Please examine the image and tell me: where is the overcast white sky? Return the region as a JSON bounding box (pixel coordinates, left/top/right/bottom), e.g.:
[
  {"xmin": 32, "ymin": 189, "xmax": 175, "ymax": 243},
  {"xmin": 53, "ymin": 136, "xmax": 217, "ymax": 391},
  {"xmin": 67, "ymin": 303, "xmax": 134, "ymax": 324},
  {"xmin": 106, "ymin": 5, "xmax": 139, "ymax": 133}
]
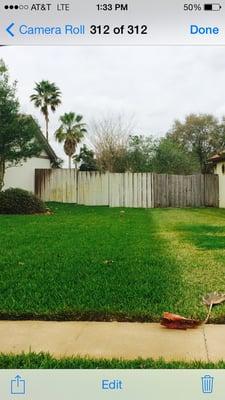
[{"xmin": 1, "ymin": 46, "xmax": 225, "ymax": 165}]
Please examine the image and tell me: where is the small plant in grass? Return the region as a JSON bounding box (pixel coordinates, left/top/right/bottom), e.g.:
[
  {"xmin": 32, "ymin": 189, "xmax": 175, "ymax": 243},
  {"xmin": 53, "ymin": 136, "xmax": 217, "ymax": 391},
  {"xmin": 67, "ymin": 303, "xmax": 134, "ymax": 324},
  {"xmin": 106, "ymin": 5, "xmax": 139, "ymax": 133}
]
[
  {"xmin": 0, "ymin": 188, "xmax": 46, "ymax": 215},
  {"xmin": 203, "ymin": 292, "xmax": 225, "ymax": 323}
]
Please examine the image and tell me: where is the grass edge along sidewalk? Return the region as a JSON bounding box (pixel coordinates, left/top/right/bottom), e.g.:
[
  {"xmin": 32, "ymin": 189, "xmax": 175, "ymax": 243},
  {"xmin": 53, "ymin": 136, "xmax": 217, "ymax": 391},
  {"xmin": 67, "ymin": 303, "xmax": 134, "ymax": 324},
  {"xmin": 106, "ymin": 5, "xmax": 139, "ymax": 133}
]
[{"xmin": 1, "ymin": 352, "xmax": 225, "ymax": 369}]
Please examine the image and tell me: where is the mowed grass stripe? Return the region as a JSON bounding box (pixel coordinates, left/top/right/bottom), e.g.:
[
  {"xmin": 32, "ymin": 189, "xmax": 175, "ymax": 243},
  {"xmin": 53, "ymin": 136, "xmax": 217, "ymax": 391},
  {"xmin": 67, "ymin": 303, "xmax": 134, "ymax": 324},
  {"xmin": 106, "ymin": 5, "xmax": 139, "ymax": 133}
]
[
  {"xmin": 151, "ymin": 208, "xmax": 225, "ymax": 321},
  {"xmin": 0, "ymin": 204, "xmax": 185, "ymax": 321}
]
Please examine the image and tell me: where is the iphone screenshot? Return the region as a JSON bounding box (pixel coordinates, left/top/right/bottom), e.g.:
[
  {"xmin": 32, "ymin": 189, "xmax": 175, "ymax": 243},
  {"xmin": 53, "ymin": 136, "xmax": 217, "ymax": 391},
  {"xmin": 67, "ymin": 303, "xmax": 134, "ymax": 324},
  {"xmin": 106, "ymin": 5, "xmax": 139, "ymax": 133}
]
[{"xmin": 0, "ymin": 0, "xmax": 225, "ymax": 398}]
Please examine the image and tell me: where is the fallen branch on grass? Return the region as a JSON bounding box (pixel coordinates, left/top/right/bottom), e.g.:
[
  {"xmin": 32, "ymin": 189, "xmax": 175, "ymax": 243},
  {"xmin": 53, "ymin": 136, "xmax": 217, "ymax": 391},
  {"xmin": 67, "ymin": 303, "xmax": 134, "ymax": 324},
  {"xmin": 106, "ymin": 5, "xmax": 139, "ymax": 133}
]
[{"xmin": 161, "ymin": 312, "xmax": 201, "ymax": 330}]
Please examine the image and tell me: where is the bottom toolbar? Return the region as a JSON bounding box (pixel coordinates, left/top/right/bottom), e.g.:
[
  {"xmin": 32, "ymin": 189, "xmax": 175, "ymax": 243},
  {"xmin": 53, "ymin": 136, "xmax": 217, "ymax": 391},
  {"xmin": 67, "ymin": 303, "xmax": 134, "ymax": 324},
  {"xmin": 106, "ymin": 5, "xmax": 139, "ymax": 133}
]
[{"xmin": 0, "ymin": 370, "xmax": 223, "ymax": 399}]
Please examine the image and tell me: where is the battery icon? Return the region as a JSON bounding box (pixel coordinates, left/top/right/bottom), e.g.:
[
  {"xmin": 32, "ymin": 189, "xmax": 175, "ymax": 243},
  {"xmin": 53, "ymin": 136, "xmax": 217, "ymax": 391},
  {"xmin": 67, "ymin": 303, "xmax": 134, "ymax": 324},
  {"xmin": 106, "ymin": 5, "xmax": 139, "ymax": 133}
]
[{"xmin": 204, "ymin": 3, "xmax": 222, "ymax": 10}]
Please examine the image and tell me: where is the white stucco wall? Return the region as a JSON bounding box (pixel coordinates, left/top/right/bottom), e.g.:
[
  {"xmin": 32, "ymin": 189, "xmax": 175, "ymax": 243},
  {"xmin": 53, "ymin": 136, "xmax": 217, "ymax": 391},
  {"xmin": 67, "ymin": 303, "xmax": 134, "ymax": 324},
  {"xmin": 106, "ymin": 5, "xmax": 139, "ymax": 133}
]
[
  {"xmin": 3, "ymin": 152, "xmax": 51, "ymax": 193},
  {"xmin": 214, "ymin": 161, "xmax": 225, "ymax": 208}
]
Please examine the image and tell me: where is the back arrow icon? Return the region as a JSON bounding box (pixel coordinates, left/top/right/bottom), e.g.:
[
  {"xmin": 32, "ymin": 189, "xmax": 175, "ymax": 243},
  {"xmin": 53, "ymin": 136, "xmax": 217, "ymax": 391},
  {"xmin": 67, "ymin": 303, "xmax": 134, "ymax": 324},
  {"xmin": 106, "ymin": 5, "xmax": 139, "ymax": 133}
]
[{"xmin": 6, "ymin": 23, "xmax": 15, "ymax": 37}]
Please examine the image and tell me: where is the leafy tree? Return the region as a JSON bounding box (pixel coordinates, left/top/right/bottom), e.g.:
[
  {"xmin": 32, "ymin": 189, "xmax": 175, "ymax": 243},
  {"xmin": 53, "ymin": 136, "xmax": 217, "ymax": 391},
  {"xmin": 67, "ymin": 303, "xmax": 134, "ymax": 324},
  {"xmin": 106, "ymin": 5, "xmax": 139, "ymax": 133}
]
[
  {"xmin": 167, "ymin": 114, "xmax": 224, "ymax": 173},
  {"xmin": 127, "ymin": 135, "xmax": 156, "ymax": 172},
  {"xmin": 100, "ymin": 148, "xmax": 128, "ymax": 173},
  {"xmin": 152, "ymin": 138, "xmax": 200, "ymax": 175},
  {"xmin": 30, "ymin": 80, "xmax": 61, "ymax": 141},
  {"xmin": 55, "ymin": 112, "xmax": 87, "ymax": 169},
  {"xmin": 0, "ymin": 60, "xmax": 41, "ymax": 191},
  {"xmin": 74, "ymin": 144, "xmax": 98, "ymax": 171}
]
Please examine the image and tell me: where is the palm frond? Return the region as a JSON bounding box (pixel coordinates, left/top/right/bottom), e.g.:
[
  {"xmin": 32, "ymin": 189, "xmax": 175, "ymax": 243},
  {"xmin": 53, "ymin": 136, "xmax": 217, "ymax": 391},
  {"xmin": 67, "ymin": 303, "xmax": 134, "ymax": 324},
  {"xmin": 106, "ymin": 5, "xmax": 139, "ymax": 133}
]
[
  {"xmin": 55, "ymin": 127, "xmax": 66, "ymax": 143},
  {"xmin": 55, "ymin": 112, "xmax": 87, "ymax": 160},
  {"xmin": 30, "ymin": 80, "xmax": 61, "ymax": 117}
]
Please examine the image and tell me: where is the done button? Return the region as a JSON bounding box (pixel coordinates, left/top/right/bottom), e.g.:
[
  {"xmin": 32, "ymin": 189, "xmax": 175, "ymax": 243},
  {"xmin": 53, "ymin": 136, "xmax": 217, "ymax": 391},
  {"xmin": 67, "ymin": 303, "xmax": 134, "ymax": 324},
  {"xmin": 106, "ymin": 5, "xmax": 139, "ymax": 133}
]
[{"xmin": 190, "ymin": 25, "xmax": 220, "ymax": 35}]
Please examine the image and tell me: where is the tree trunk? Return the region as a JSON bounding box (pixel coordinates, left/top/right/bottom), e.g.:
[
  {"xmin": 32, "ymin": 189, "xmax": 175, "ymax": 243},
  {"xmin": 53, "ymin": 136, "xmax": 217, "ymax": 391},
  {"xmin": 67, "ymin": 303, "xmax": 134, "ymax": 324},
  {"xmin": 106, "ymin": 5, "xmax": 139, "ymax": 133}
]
[
  {"xmin": 0, "ymin": 158, "xmax": 5, "ymax": 191},
  {"xmin": 45, "ymin": 112, "xmax": 49, "ymax": 142},
  {"xmin": 68, "ymin": 156, "xmax": 71, "ymax": 169}
]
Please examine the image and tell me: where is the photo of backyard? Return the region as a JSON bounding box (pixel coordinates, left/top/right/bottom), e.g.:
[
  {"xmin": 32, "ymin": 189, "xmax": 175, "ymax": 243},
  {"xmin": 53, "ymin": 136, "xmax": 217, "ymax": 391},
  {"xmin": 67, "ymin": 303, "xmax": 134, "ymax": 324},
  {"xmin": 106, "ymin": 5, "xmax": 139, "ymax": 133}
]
[{"xmin": 2, "ymin": 46, "xmax": 225, "ymax": 368}]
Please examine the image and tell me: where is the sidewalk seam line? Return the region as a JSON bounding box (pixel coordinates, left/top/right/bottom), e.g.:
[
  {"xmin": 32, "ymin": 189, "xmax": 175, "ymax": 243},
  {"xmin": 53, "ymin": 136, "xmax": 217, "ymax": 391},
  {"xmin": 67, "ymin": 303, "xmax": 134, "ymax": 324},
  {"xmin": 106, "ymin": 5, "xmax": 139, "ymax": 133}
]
[
  {"xmin": 203, "ymin": 326, "xmax": 210, "ymax": 362},
  {"xmin": 73, "ymin": 325, "xmax": 89, "ymax": 342}
]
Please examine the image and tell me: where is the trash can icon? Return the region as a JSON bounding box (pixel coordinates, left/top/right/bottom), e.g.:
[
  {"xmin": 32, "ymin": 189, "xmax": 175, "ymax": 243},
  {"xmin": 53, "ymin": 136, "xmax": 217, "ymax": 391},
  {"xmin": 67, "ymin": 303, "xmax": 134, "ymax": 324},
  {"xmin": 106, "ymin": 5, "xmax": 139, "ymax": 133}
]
[{"xmin": 201, "ymin": 375, "xmax": 214, "ymax": 394}]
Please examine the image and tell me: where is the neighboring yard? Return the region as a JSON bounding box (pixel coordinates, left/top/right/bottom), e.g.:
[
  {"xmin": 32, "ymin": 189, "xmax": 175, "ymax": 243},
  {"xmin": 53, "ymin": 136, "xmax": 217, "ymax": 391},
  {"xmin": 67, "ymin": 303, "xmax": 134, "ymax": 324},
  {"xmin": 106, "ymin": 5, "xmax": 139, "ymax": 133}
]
[{"xmin": 1, "ymin": 204, "xmax": 225, "ymax": 322}]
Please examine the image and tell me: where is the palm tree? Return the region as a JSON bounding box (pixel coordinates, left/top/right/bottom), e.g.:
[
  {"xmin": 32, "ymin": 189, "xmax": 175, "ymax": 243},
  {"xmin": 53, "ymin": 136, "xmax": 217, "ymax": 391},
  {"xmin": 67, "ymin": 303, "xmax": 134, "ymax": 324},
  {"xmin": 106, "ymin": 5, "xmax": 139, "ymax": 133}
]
[
  {"xmin": 55, "ymin": 112, "xmax": 87, "ymax": 169},
  {"xmin": 30, "ymin": 80, "xmax": 61, "ymax": 141}
]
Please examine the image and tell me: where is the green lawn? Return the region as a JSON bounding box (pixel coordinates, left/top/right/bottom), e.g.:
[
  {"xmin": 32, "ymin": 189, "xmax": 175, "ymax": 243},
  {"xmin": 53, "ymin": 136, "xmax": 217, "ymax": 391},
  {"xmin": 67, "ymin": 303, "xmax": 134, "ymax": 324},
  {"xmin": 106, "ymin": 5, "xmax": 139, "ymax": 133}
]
[
  {"xmin": 1, "ymin": 353, "xmax": 225, "ymax": 369},
  {"xmin": 1, "ymin": 204, "xmax": 225, "ymax": 322}
]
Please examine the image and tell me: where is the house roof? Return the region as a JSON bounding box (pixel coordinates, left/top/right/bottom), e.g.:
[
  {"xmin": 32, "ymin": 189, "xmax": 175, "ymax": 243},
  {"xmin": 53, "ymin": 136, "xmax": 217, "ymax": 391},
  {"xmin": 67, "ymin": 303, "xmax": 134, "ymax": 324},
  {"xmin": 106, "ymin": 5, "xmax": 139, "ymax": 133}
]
[
  {"xmin": 18, "ymin": 114, "xmax": 59, "ymax": 165},
  {"xmin": 208, "ymin": 151, "xmax": 225, "ymax": 163},
  {"xmin": 35, "ymin": 128, "xmax": 59, "ymax": 164}
]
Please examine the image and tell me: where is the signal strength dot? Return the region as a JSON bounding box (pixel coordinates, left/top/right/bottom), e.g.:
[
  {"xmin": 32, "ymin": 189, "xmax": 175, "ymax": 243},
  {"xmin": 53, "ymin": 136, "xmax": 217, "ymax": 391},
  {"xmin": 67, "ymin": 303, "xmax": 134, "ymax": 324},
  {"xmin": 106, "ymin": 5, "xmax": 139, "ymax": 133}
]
[{"xmin": 4, "ymin": 4, "xmax": 19, "ymax": 9}]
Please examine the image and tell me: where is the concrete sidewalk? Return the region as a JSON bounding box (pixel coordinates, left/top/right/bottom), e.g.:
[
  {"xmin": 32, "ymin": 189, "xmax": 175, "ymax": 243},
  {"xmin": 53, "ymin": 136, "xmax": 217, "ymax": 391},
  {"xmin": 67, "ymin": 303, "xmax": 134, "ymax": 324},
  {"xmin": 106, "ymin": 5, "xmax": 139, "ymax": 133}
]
[{"xmin": 0, "ymin": 321, "xmax": 224, "ymax": 362}]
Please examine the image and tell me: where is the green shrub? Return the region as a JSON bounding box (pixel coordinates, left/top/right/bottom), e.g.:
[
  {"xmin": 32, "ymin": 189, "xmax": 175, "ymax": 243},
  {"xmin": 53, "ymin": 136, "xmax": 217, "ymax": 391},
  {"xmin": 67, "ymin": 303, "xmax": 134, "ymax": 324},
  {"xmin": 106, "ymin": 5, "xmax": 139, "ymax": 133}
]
[{"xmin": 0, "ymin": 188, "xmax": 46, "ymax": 215}]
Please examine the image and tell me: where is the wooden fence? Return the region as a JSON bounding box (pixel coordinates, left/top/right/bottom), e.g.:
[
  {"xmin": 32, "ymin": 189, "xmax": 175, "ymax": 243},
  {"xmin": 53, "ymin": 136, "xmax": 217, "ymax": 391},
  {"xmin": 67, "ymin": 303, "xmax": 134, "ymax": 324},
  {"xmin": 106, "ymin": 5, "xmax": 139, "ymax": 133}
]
[
  {"xmin": 153, "ymin": 173, "xmax": 218, "ymax": 208},
  {"xmin": 35, "ymin": 170, "xmax": 219, "ymax": 208}
]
